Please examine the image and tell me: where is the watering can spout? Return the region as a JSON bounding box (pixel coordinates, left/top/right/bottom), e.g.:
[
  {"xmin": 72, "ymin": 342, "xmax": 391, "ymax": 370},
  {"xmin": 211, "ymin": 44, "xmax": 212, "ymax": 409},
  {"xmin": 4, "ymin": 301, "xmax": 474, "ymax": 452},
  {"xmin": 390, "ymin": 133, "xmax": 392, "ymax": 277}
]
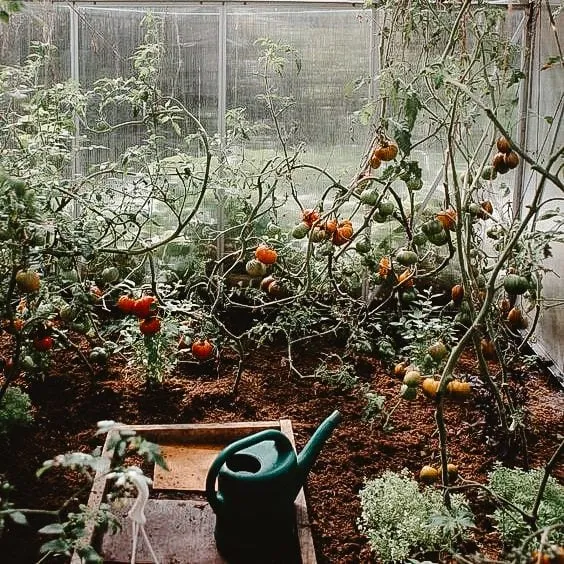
[{"xmin": 296, "ymin": 410, "xmax": 341, "ymax": 483}]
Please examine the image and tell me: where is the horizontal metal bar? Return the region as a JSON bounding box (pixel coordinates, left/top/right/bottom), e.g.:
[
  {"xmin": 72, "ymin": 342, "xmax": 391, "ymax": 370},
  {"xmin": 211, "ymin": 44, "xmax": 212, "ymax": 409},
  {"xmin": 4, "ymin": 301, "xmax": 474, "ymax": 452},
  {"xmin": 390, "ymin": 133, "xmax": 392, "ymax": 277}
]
[
  {"xmin": 48, "ymin": 0, "xmax": 534, "ymax": 5},
  {"xmin": 50, "ymin": 0, "xmax": 365, "ymax": 5}
]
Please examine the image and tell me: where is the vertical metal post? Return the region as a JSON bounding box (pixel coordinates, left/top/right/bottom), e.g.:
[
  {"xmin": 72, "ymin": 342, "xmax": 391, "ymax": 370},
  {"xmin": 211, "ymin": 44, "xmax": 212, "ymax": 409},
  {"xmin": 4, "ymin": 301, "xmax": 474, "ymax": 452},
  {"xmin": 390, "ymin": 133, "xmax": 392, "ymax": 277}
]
[
  {"xmin": 218, "ymin": 3, "xmax": 227, "ymax": 148},
  {"xmin": 216, "ymin": 3, "xmax": 228, "ymax": 262},
  {"xmin": 361, "ymin": 5, "xmax": 379, "ymax": 302},
  {"xmin": 70, "ymin": 2, "xmax": 81, "ymax": 217},
  {"xmin": 512, "ymin": 1, "xmax": 539, "ymax": 220},
  {"xmin": 368, "ymin": 6, "xmax": 379, "ymax": 102}
]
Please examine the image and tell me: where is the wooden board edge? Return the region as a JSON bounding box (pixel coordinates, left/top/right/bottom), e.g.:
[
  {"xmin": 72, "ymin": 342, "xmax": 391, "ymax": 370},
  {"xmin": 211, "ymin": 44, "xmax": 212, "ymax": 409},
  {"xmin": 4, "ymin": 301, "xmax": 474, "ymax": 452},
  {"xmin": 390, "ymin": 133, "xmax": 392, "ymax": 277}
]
[
  {"xmin": 70, "ymin": 428, "xmax": 117, "ymax": 564},
  {"xmin": 107, "ymin": 421, "xmax": 283, "ymax": 445},
  {"xmin": 280, "ymin": 419, "xmax": 318, "ymax": 564}
]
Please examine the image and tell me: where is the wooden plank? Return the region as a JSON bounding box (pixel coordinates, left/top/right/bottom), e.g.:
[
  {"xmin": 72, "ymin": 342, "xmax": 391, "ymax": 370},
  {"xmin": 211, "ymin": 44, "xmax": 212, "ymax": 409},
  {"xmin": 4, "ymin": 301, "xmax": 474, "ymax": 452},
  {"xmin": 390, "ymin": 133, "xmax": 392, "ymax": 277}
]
[
  {"xmin": 154, "ymin": 443, "xmax": 224, "ymax": 491},
  {"xmin": 280, "ymin": 419, "xmax": 317, "ymax": 564},
  {"xmin": 102, "ymin": 499, "xmax": 226, "ymax": 564},
  {"xmin": 70, "ymin": 429, "xmax": 116, "ymax": 564},
  {"xmin": 111, "ymin": 421, "xmax": 281, "ymax": 445}
]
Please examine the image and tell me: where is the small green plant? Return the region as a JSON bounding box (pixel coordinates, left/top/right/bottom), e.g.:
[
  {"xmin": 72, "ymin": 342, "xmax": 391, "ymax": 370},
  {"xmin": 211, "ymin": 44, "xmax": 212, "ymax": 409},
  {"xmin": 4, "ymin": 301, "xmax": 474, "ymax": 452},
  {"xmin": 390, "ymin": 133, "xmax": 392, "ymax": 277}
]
[
  {"xmin": 38, "ymin": 503, "xmax": 119, "ymax": 564},
  {"xmin": 314, "ymin": 354, "xmax": 358, "ymax": 391},
  {"xmin": 390, "ymin": 288, "xmax": 454, "ymax": 370},
  {"xmin": 30, "ymin": 421, "xmax": 168, "ymax": 562},
  {"xmin": 488, "ymin": 463, "xmax": 564, "ymax": 548},
  {"xmin": 0, "ymin": 386, "xmax": 33, "ymax": 437},
  {"xmin": 358, "ymin": 469, "xmax": 473, "ymax": 563},
  {"xmin": 361, "ymin": 388, "xmax": 386, "ymax": 424},
  {"xmin": 117, "ymin": 314, "xmax": 179, "ymax": 384},
  {"xmin": 0, "ymin": 478, "xmax": 25, "ymax": 538}
]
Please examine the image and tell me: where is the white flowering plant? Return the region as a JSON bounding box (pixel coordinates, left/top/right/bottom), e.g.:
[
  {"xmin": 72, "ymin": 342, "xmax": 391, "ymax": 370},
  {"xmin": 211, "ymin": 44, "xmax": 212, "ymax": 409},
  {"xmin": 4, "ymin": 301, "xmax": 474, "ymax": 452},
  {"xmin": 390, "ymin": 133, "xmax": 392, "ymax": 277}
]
[{"xmin": 358, "ymin": 469, "xmax": 474, "ymax": 563}]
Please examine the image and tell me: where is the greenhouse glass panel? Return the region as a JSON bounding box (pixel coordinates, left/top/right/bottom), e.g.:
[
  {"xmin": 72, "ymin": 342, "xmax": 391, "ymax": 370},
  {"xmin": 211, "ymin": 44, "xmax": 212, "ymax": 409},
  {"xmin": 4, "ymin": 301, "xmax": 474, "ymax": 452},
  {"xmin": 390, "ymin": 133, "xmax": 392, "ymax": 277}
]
[
  {"xmin": 76, "ymin": 4, "xmax": 220, "ymax": 167},
  {"xmin": 0, "ymin": 3, "xmax": 70, "ymax": 79},
  {"xmin": 225, "ymin": 3, "xmax": 373, "ymax": 227},
  {"xmin": 521, "ymin": 4, "xmax": 564, "ymax": 374},
  {"xmin": 71, "ymin": 4, "xmax": 222, "ymax": 240}
]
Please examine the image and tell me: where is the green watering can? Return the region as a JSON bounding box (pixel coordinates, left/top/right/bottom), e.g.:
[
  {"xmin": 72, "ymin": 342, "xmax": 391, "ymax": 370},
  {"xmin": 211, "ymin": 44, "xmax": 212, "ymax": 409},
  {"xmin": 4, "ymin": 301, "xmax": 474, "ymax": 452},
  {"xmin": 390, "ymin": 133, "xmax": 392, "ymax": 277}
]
[{"xmin": 205, "ymin": 410, "xmax": 341, "ymax": 562}]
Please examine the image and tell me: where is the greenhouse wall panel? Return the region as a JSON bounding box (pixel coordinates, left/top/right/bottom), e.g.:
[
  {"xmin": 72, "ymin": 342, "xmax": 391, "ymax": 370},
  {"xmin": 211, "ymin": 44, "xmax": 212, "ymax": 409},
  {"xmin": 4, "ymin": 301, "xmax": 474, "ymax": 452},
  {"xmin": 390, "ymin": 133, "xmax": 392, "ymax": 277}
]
[{"xmin": 521, "ymin": 5, "xmax": 564, "ymax": 375}]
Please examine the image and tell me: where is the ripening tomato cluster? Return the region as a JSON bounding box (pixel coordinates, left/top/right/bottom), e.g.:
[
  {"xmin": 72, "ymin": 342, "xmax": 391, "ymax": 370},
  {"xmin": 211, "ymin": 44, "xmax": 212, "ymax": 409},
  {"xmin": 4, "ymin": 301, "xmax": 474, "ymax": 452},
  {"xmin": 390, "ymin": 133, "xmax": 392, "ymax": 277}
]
[
  {"xmin": 117, "ymin": 295, "xmax": 161, "ymax": 335},
  {"xmin": 245, "ymin": 244, "xmax": 279, "ymax": 277},
  {"xmin": 291, "ymin": 209, "xmax": 354, "ymax": 247}
]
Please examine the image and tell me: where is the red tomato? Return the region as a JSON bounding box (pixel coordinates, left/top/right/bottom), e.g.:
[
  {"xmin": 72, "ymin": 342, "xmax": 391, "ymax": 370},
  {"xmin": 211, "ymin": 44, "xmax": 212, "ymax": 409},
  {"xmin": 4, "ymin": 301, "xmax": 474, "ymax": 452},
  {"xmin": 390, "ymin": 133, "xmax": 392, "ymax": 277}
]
[
  {"xmin": 33, "ymin": 336, "xmax": 54, "ymax": 352},
  {"xmin": 117, "ymin": 295, "xmax": 136, "ymax": 314},
  {"xmin": 139, "ymin": 317, "xmax": 161, "ymax": 335},
  {"xmin": 133, "ymin": 296, "xmax": 157, "ymax": 319},
  {"xmin": 191, "ymin": 339, "xmax": 214, "ymax": 361}
]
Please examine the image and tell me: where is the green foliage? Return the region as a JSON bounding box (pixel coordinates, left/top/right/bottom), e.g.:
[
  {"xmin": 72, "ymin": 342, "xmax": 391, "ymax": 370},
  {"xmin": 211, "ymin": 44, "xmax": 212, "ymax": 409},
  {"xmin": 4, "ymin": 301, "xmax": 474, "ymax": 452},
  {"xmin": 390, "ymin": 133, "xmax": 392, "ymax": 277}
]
[
  {"xmin": 0, "ymin": 478, "xmax": 27, "ymax": 536},
  {"xmin": 249, "ymin": 300, "xmax": 332, "ymax": 345},
  {"xmin": 389, "ymin": 288, "xmax": 454, "ymax": 369},
  {"xmin": 255, "ymin": 37, "xmax": 302, "ymax": 76},
  {"xmin": 362, "ymin": 388, "xmax": 386, "ymax": 423},
  {"xmin": 35, "ymin": 422, "xmax": 167, "ymax": 561},
  {"xmin": 0, "ymin": 1, "xmax": 23, "ymax": 24},
  {"xmin": 314, "ymin": 354, "xmax": 358, "ymax": 391},
  {"xmin": 488, "ymin": 463, "xmax": 564, "ymax": 548},
  {"xmin": 358, "ymin": 469, "xmax": 474, "ymax": 563},
  {"xmin": 38, "ymin": 504, "xmax": 119, "ymax": 563},
  {"xmin": 0, "ymin": 387, "xmax": 33, "ymax": 437}
]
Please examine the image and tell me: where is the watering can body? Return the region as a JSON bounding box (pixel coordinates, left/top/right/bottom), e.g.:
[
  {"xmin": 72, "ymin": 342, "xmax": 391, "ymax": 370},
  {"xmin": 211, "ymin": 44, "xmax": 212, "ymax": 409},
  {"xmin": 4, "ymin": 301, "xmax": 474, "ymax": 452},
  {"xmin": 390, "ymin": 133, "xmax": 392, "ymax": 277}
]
[{"xmin": 205, "ymin": 410, "xmax": 341, "ymax": 562}]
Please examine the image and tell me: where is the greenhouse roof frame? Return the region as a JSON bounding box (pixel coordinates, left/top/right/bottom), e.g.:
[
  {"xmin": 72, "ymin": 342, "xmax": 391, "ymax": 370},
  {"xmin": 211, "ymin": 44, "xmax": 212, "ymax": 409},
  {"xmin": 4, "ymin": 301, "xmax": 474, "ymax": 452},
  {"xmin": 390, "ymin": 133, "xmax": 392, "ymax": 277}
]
[{"xmin": 49, "ymin": 0, "xmax": 535, "ymax": 6}]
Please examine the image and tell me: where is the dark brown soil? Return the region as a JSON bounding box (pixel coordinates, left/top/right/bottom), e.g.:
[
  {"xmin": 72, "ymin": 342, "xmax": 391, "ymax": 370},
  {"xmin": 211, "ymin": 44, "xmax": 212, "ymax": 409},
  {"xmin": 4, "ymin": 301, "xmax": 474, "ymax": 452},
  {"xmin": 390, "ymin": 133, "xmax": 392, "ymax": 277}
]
[{"xmin": 0, "ymin": 335, "xmax": 562, "ymax": 563}]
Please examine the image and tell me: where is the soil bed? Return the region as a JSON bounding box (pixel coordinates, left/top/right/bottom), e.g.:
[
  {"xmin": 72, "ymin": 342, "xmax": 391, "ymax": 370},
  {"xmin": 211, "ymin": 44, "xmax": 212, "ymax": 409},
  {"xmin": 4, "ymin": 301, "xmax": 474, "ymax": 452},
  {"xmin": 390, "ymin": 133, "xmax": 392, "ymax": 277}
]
[{"xmin": 0, "ymin": 336, "xmax": 562, "ymax": 563}]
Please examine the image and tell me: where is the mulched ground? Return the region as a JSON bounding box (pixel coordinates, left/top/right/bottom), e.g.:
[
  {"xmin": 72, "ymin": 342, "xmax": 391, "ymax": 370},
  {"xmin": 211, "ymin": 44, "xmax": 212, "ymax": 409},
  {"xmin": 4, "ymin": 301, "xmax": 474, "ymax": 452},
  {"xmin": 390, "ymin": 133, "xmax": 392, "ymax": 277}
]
[{"xmin": 0, "ymin": 334, "xmax": 562, "ymax": 563}]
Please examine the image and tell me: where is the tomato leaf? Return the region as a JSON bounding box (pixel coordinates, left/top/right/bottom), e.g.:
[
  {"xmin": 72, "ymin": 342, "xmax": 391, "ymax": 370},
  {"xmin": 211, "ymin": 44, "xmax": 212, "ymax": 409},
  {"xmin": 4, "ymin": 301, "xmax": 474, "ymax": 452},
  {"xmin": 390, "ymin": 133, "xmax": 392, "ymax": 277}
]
[{"xmin": 38, "ymin": 523, "xmax": 65, "ymax": 535}]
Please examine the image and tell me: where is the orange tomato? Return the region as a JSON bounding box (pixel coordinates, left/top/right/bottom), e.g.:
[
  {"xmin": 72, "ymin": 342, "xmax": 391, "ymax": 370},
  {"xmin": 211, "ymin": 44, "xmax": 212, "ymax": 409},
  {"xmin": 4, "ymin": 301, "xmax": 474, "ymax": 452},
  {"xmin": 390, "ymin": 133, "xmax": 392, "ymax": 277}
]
[
  {"xmin": 133, "ymin": 296, "xmax": 157, "ymax": 319},
  {"xmin": 192, "ymin": 338, "xmax": 215, "ymax": 361},
  {"xmin": 255, "ymin": 244, "xmax": 278, "ymax": 265}
]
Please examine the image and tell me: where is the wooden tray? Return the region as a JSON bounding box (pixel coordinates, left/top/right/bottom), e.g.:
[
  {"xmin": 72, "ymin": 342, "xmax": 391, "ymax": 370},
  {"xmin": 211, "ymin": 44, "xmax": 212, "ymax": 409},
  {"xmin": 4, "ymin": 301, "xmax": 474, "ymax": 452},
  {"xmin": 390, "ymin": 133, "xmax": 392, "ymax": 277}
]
[{"xmin": 71, "ymin": 420, "xmax": 316, "ymax": 564}]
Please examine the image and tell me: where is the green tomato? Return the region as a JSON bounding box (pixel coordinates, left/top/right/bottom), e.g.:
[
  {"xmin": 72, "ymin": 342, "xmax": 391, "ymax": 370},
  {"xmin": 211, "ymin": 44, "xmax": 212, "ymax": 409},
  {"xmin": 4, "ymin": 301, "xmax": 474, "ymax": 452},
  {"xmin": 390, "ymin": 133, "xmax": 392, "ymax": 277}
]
[
  {"xmin": 266, "ymin": 222, "xmax": 282, "ymax": 236},
  {"xmin": 360, "ymin": 188, "xmax": 379, "ymax": 206},
  {"xmin": 378, "ymin": 200, "xmax": 395, "ymax": 216},
  {"xmin": 401, "ymin": 288, "xmax": 419, "ymax": 304},
  {"xmin": 400, "ymin": 384, "xmax": 417, "ymax": 400},
  {"xmin": 101, "ymin": 267, "xmax": 120, "ymax": 284},
  {"xmin": 292, "ymin": 222, "xmax": 310, "ymax": 239},
  {"xmin": 245, "ymin": 259, "xmax": 267, "ymax": 277},
  {"xmin": 89, "ymin": 347, "xmax": 109, "ymax": 365},
  {"xmin": 481, "ymin": 166, "xmax": 498, "ymax": 180},
  {"xmin": 21, "ymin": 356, "xmax": 36, "ymax": 370},
  {"xmin": 421, "ymin": 219, "xmax": 444, "ymax": 236},
  {"xmin": 406, "ymin": 177, "xmax": 423, "ymax": 191},
  {"xmin": 355, "ymin": 238, "xmax": 372, "ymax": 254},
  {"xmin": 396, "ymin": 249, "xmax": 419, "ymax": 266},
  {"xmin": 427, "ymin": 230, "xmax": 448, "ymax": 246}
]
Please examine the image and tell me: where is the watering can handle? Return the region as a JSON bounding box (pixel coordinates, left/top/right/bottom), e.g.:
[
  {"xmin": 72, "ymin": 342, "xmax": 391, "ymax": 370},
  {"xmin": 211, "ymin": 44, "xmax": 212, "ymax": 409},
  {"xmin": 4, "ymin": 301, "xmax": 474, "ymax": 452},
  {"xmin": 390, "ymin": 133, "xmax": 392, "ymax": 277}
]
[{"xmin": 205, "ymin": 429, "xmax": 292, "ymax": 513}]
